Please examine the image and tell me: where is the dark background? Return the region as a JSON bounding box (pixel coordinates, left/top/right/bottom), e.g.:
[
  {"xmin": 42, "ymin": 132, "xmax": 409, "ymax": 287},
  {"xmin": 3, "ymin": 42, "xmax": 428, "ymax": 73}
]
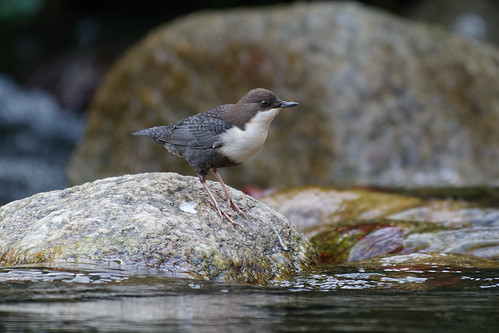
[{"xmin": 1, "ymin": 0, "xmax": 498, "ymax": 113}]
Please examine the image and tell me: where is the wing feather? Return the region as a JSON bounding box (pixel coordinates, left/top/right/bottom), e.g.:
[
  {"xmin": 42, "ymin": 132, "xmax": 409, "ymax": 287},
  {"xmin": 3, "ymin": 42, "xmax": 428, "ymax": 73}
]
[{"xmin": 158, "ymin": 105, "xmax": 230, "ymax": 149}]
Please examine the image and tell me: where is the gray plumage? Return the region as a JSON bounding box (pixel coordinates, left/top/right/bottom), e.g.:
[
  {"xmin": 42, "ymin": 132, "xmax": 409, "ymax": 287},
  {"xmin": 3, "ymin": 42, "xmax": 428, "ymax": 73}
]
[{"xmin": 133, "ymin": 105, "xmax": 235, "ymax": 176}]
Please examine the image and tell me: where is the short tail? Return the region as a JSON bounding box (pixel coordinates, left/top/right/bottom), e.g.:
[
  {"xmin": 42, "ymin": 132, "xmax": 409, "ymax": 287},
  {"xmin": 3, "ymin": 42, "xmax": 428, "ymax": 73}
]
[
  {"xmin": 132, "ymin": 126, "xmax": 171, "ymax": 142},
  {"xmin": 132, "ymin": 128, "xmax": 150, "ymax": 136}
]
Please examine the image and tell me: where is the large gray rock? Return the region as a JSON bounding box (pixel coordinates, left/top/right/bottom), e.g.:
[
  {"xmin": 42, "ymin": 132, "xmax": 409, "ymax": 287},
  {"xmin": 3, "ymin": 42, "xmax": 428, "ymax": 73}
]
[
  {"xmin": 0, "ymin": 173, "xmax": 319, "ymax": 284},
  {"xmin": 69, "ymin": 2, "xmax": 499, "ymax": 188}
]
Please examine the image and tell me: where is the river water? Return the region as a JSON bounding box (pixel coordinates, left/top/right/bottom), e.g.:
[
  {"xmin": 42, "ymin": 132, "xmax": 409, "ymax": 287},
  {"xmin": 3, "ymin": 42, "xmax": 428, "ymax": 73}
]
[{"xmin": 1, "ymin": 263, "xmax": 497, "ymax": 332}]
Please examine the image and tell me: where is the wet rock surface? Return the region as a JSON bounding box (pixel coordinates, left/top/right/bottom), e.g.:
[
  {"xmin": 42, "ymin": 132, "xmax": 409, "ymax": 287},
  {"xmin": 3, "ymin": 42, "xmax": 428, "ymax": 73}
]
[
  {"xmin": 310, "ymin": 218, "xmax": 499, "ymax": 265},
  {"xmin": 283, "ymin": 252, "xmax": 499, "ymax": 291},
  {"xmin": 262, "ymin": 187, "xmax": 423, "ymax": 232},
  {"xmin": 0, "ymin": 172, "xmax": 319, "ymax": 284},
  {"xmin": 263, "ymin": 186, "xmax": 499, "ymax": 265},
  {"xmin": 68, "ymin": 2, "xmax": 499, "ymax": 188}
]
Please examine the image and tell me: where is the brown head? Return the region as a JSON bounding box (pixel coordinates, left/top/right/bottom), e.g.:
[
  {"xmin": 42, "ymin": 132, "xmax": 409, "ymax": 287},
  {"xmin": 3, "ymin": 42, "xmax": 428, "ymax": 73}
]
[{"xmin": 223, "ymin": 88, "xmax": 299, "ymax": 129}]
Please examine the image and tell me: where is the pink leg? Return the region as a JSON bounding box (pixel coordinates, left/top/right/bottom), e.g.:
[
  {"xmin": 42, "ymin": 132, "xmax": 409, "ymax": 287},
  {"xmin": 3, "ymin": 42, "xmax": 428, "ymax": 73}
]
[
  {"xmin": 199, "ymin": 175, "xmax": 242, "ymax": 227},
  {"xmin": 213, "ymin": 168, "xmax": 246, "ymax": 215}
]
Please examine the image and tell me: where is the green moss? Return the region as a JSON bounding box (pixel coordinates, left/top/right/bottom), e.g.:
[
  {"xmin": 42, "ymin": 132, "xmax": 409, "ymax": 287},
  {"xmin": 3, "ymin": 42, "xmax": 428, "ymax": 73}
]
[
  {"xmin": 1, "ymin": 246, "xmax": 63, "ymax": 265},
  {"xmin": 266, "ymin": 186, "xmax": 424, "ymax": 227},
  {"xmin": 310, "ymin": 219, "xmax": 445, "ymax": 265},
  {"xmin": 343, "ymin": 189, "xmax": 423, "ymax": 219}
]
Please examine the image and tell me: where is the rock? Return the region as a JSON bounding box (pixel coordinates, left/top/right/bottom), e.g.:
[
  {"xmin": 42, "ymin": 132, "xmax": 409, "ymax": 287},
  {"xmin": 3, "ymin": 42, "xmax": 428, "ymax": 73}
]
[
  {"xmin": 346, "ymin": 252, "xmax": 499, "ymax": 270},
  {"xmin": 262, "ymin": 186, "xmax": 422, "ymax": 232},
  {"xmin": 311, "ymin": 218, "xmax": 499, "ymax": 265},
  {"xmin": 262, "ymin": 186, "xmax": 499, "ymax": 264},
  {"xmin": 310, "ymin": 219, "xmax": 433, "ymax": 265},
  {"xmin": 0, "ymin": 173, "xmax": 319, "ymax": 284},
  {"xmin": 0, "ymin": 75, "xmax": 84, "ymax": 205},
  {"xmin": 262, "ymin": 186, "xmax": 499, "ymax": 232},
  {"xmin": 68, "ymin": 2, "xmax": 499, "ymax": 188},
  {"xmin": 388, "ymin": 198, "xmax": 499, "ymax": 227}
]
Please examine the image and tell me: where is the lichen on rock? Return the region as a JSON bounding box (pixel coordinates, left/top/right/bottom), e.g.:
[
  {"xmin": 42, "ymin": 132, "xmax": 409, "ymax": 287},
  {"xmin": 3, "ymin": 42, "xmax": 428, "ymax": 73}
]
[{"xmin": 0, "ymin": 173, "xmax": 320, "ymax": 285}]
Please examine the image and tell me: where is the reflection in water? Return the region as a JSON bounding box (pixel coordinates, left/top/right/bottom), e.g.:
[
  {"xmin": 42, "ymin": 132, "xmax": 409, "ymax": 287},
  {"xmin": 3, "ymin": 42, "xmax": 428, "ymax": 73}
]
[{"xmin": 0, "ymin": 264, "xmax": 498, "ymax": 332}]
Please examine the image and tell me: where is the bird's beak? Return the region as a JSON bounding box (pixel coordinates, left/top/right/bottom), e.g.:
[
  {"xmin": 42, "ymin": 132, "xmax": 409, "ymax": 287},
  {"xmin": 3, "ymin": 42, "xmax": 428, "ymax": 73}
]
[{"xmin": 280, "ymin": 101, "xmax": 299, "ymax": 108}]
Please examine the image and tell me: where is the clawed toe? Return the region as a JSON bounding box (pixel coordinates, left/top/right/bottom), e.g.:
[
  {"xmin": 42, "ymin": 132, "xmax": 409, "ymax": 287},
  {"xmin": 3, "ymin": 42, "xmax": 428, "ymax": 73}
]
[
  {"xmin": 200, "ymin": 175, "xmax": 244, "ymax": 228},
  {"xmin": 215, "ymin": 191, "xmax": 246, "ymax": 216},
  {"xmin": 218, "ymin": 209, "xmax": 244, "ymax": 228},
  {"xmin": 207, "ymin": 196, "xmax": 244, "ymax": 228},
  {"xmin": 229, "ymin": 199, "xmax": 246, "ymax": 216}
]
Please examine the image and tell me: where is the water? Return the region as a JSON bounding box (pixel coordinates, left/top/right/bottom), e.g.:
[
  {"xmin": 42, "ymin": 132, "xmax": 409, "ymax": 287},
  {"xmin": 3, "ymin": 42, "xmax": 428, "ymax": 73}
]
[
  {"xmin": 1, "ymin": 264, "xmax": 497, "ymax": 332},
  {"xmin": 0, "ymin": 76, "xmax": 84, "ymax": 205}
]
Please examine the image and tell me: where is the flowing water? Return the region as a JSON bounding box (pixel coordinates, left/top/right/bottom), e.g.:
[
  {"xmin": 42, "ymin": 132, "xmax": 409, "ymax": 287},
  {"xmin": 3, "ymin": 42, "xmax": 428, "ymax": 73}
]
[{"xmin": 1, "ymin": 263, "xmax": 497, "ymax": 332}]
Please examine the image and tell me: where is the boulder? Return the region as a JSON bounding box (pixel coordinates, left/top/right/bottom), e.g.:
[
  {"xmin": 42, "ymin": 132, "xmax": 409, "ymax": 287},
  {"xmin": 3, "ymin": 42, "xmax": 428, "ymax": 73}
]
[
  {"xmin": 262, "ymin": 186, "xmax": 422, "ymax": 232},
  {"xmin": 0, "ymin": 173, "xmax": 319, "ymax": 284},
  {"xmin": 68, "ymin": 2, "xmax": 499, "ymax": 188},
  {"xmin": 262, "ymin": 186, "xmax": 499, "ymax": 264}
]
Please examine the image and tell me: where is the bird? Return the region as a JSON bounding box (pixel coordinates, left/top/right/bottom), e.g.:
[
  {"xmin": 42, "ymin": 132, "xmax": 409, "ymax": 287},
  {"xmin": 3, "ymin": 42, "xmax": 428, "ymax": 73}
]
[{"xmin": 133, "ymin": 88, "xmax": 299, "ymax": 227}]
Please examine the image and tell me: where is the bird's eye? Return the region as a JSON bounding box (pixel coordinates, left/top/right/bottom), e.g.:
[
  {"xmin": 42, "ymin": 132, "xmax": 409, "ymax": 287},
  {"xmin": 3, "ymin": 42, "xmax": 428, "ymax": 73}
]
[{"xmin": 261, "ymin": 100, "xmax": 269, "ymax": 106}]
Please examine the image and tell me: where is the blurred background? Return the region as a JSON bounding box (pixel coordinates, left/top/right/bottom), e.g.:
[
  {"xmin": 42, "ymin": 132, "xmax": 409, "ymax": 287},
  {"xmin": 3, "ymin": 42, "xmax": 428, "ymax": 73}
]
[{"xmin": 1, "ymin": 0, "xmax": 499, "ymax": 205}]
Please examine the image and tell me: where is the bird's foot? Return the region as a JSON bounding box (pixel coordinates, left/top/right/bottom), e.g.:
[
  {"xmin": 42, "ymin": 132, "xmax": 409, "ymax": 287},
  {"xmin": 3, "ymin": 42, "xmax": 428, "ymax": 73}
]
[
  {"xmin": 229, "ymin": 199, "xmax": 247, "ymax": 216},
  {"xmin": 216, "ymin": 191, "xmax": 246, "ymax": 216},
  {"xmin": 213, "ymin": 204, "xmax": 244, "ymax": 228},
  {"xmin": 200, "ymin": 173, "xmax": 244, "ymax": 228},
  {"xmin": 206, "ymin": 196, "xmax": 244, "ymax": 228},
  {"xmin": 220, "ymin": 209, "xmax": 244, "ymax": 228}
]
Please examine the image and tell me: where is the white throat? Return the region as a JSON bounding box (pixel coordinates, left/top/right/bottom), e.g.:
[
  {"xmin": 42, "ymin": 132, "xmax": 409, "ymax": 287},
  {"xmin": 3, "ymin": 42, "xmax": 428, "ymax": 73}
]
[{"xmin": 219, "ymin": 108, "xmax": 281, "ymax": 164}]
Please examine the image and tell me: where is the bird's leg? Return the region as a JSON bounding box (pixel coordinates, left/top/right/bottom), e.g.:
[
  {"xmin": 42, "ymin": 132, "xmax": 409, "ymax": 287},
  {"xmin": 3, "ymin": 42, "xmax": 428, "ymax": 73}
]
[
  {"xmin": 212, "ymin": 168, "xmax": 246, "ymax": 215},
  {"xmin": 198, "ymin": 175, "xmax": 242, "ymax": 228}
]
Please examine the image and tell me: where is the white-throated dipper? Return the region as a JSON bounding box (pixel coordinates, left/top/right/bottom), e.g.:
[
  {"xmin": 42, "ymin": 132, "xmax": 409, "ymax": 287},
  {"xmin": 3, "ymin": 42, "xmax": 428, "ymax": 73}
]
[{"xmin": 133, "ymin": 88, "xmax": 299, "ymax": 226}]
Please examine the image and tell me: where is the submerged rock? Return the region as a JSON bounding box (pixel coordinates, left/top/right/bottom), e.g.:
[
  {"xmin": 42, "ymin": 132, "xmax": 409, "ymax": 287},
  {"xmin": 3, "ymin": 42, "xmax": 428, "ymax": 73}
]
[
  {"xmin": 283, "ymin": 252, "xmax": 499, "ymax": 291},
  {"xmin": 263, "ymin": 186, "xmax": 499, "ymax": 264},
  {"xmin": 0, "ymin": 173, "xmax": 319, "ymax": 284},
  {"xmin": 311, "ymin": 215, "xmax": 499, "ymax": 265},
  {"xmin": 310, "ymin": 219, "xmax": 434, "ymax": 265},
  {"xmin": 346, "ymin": 252, "xmax": 499, "ymax": 270}
]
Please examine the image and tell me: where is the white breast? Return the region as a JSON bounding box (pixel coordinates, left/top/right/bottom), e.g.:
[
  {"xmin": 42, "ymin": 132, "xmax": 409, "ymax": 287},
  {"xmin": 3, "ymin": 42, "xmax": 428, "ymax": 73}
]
[{"xmin": 219, "ymin": 108, "xmax": 281, "ymax": 164}]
